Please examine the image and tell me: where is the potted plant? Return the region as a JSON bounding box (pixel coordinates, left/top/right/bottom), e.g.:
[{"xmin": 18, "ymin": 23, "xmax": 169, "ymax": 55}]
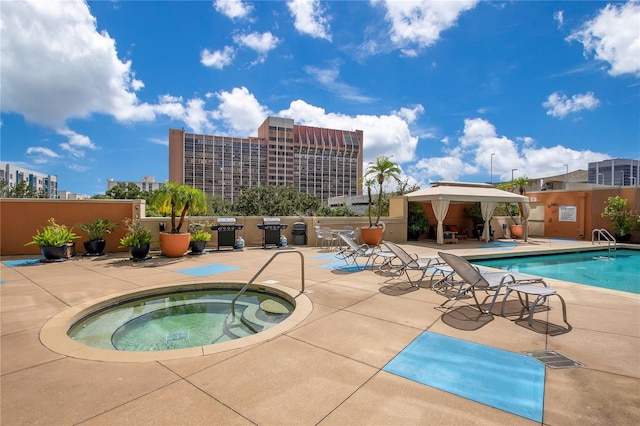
[
  {"xmin": 25, "ymin": 217, "xmax": 80, "ymax": 262},
  {"xmin": 361, "ymin": 155, "xmax": 401, "ymax": 245},
  {"xmin": 497, "ymin": 177, "xmax": 529, "ymax": 238},
  {"xmin": 150, "ymin": 182, "xmax": 208, "ymax": 257},
  {"xmin": 189, "ymin": 223, "xmax": 211, "ymax": 255},
  {"xmin": 407, "ymin": 202, "xmax": 429, "ymax": 241},
  {"xmin": 601, "ymin": 195, "xmax": 636, "ymax": 242},
  {"xmin": 118, "ymin": 218, "xmax": 153, "ymax": 261},
  {"xmin": 77, "ymin": 218, "xmax": 118, "ymax": 256}
]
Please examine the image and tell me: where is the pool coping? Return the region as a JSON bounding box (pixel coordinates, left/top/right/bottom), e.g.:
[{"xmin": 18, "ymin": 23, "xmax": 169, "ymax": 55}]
[{"xmin": 40, "ymin": 282, "xmax": 313, "ymax": 362}]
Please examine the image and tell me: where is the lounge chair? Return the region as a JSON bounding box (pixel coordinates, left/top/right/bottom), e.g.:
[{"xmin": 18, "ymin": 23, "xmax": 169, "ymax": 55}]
[
  {"xmin": 437, "ymin": 251, "xmax": 568, "ymax": 326},
  {"xmin": 382, "ymin": 241, "xmax": 445, "ymax": 287},
  {"xmin": 335, "ymin": 233, "xmax": 395, "ymax": 270}
]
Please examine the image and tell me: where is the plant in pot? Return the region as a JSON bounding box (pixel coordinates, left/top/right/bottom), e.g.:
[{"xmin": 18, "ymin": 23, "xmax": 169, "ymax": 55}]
[
  {"xmin": 189, "ymin": 223, "xmax": 211, "ymax": 255},
  {"xmin": 601, "ymin": 195, "xmax": 636, "ymax": 242},
  {"xmin": 150, "ymin": 182, "xmax": 208, "ymax": 257},
  {"xmin": 407, "ymin": 202, "xmax": 429, "ymax": 241},
  {"xmin": 361, "ymin": 155, "xmax": 401, "ymax": 245},
  {"xmin": 77, "ymin": 218, "xmax": 117, "ymax": 256},
  {"xmin": 118, "ymin": 218, "xmax": 154, "ymax": 261},
  {"xmin": 497, "ymin": 177, "xmax": 529, "ymax": 238},
  {"xmin": 25, "ymin": 217, "xmax": 80, "ymax": 262}
]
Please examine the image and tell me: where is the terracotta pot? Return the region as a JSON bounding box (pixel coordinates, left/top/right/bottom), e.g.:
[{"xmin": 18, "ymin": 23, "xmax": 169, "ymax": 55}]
[
  {"xmin": 360, "ymin": 226, "xmax": 383, "ymax": 245},
  {"xmin": 159, "ymin": 232, "xmax": 190, "ymax": 257},
  {"xmin": 510, "ymin": 225, "xmax": 523, "ymax": 239}
]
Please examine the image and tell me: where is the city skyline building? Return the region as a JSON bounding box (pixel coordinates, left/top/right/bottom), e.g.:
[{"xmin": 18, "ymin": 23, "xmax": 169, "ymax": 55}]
[
  {"xmin": 168, "ymin": 117, "xmax": 364, "ymax": 203},
  {"xmin": 588, "ymin": 158, "xmax": 639, "ymax": 187}
]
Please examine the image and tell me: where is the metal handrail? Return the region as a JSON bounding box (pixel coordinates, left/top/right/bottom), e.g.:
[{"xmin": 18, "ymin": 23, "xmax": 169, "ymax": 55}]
[
  {"xmin": 592, "ymin": 228, "xmax": 617, "ymax": 251},
  {"xmin": 230, "ymin": 250, "xmax": 306, "ymax": 317}
]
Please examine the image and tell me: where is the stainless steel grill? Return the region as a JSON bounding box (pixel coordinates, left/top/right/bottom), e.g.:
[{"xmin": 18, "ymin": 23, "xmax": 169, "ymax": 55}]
[
  {"xmin": 210, "ymin": 218, "xmax": 244, "ymax": 250},
  {"xmin": 256, "ymin": 217, "xmax": 288, "ymax": 248}
]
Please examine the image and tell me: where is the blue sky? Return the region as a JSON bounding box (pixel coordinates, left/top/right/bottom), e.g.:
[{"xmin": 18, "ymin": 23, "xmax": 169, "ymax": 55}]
[{"xmin": 1, "ymin": 0, "xmax": 639, "ymax": 196}]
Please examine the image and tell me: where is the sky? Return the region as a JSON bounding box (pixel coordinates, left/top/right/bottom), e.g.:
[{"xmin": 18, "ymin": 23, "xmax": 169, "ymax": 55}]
[{"xmin": 1, "ymin": 0, "xmax": 639, "ymax": 197}]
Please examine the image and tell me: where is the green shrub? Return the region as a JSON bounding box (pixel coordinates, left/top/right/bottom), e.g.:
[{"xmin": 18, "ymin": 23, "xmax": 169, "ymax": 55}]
[{"xmin": 25, "ymin": 218, "xmax": 80, "ymax": 247}]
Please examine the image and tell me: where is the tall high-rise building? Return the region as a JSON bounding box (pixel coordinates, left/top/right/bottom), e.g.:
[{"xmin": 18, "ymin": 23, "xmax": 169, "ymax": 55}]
[
  {"xmin": 588, "ymin": 158, "xmax": 639, "ymax": 186},
  {"xmin": 169, "ymin": 117, "xmax": 363, "ymax": 202}
]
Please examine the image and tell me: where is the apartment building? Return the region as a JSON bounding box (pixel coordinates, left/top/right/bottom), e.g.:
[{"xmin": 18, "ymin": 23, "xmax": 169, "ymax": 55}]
[
  {"xmin": 168, "ymin": 117, "xmax": 363, "ymax": 202},
  {"xmin": 106, "ymin": 176, "xmax": 164, "ymax": 193},
  {"xmin": 0, "ymin": 162, "xmax": 58, "ymax": 198}
]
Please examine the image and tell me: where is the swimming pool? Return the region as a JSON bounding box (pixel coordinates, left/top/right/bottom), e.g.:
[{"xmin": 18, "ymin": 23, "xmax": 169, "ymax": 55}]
[{"xmin": 474, "ymin": 249, "xmax": 639, "ymax": 294}]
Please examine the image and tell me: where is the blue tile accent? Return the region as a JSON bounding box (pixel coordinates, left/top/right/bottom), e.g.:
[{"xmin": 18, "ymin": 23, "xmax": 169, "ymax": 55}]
[
  {"xmin": 2, "ymin": 259, "xmax": 42, "ymax": 267},
  {"xmin": 175, "ymin": 264, "xmax": 240, "ymax": 277},
  {"xmin": 384, "ymin": 331, "xmax": 545, "ymax": 422},
  {"xmin": 316, "ymin": 261, "xmax": 363, "ymax": 273}
]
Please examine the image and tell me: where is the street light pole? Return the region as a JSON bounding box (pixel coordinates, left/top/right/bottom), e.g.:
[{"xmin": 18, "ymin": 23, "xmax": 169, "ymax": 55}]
[
  {"xmin": 511, "ymin": 168, "xmax": 517, "ymax": 181},
  {"xmin": 490, "ymin": 153, "xmax": 495, "ymax": 184}
]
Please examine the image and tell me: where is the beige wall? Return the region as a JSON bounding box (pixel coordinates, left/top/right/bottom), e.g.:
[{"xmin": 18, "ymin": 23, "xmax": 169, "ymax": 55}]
[{"xmin": 0, "ymin": 199, "xmax": 407, "ymax": 255}]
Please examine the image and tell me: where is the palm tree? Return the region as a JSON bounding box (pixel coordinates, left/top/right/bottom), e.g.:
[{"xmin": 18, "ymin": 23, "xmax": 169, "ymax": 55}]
[
  {"xmin": 364, "ymin": 155, "xmax": 402, "ymax": 227},
  {"xmin": 151, "ymin": 182, "xmax": 208, "ymax": 233}
]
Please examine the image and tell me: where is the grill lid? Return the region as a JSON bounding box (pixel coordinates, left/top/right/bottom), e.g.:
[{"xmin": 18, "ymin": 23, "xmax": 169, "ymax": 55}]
[
  {"xmin": 262, "ymin": 217, "xmax": 281, "ymax": 224},
  {"xmin": 217, "ymin": 217, "xmax": 237, "ymax": 224}
]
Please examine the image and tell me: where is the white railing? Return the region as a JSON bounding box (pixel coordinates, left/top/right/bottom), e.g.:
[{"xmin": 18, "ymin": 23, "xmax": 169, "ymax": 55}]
[{"xmin": 592, "ymin": 229, "xmax": 616, "ymax": 252}]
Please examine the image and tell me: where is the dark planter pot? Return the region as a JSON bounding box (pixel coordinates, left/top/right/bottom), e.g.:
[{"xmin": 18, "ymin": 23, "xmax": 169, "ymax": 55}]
[
  {"xmin": 83, "ymin": 240, "xmax": 106, "ymax": 256},
  {"xmin": 407, "ymin": 230, "xmax": 421, "ymax": 241},
  {"xmin": 40, "ymin": 245, "xmax": 68, "ymax": 262},
  {"xmin": 129, "ymin": 243, "xmax": 151, "ymax": 261},
  {"xmin": 189, "ymin": 240, "xmax": 207, "ymax": 255},
  {"xmin": 615, "ymin": 233, "xmax": 631, "ymax": 243}
]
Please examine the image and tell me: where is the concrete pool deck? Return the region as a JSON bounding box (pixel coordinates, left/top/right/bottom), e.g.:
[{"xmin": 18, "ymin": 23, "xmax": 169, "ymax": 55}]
[{"xmin": 1, "ymin": 238, "xmax": 639, "ymax": 425}]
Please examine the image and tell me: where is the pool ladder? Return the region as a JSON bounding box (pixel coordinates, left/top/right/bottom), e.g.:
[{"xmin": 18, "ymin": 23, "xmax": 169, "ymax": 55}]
[
  {"xmin": 591, "ymin": 228, "xmax": 617, "ymax": 253},
  {"xmin": 230, "ymin": 250, "xmax": 306, "ymax": 318}
]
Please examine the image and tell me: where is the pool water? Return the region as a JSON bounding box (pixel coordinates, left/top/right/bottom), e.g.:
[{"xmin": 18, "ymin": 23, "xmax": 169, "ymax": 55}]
[
  {"xmin": 69, "ymin": 289, "xmax": 294, "ymax": 351},
  {"xmin": 474, "ymin": 249, "xmax": 639, "ymax": 294}
]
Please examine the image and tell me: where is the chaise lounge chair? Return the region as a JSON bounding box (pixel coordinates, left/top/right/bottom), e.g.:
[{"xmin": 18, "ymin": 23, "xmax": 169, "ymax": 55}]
[
  {"xmin": 382, "ymin": 241, "xmax": 446, "ymax": 287},
  {"xmin": 335, "ymin": 233, "xmax": 385, "ymax": 270},
  {"xmin": 437, "ymin": 251, "xmax": 568, "ymax": 326}
]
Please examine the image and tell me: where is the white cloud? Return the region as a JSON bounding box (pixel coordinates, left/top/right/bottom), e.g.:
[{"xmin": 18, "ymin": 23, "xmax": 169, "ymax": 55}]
[
  {"xmin": 304, "ymin": 64, "xmax": 376, "ymax": 103},
  {"xmin": 211, "ymin": 87, "xmax": 271, "ymax": 136},
  {"xmin": 407, "ymin": 117, "xmax": 609, "ymax": 187},
  {"xmin": 0, "ymin": 0, "xmax": 153, "ymax": 130},
  {"xmin": 278, "ymin": 99, "xmax": 421, "ymax": 163},
  {"xmin": 543, "ymin": 91, "xmax": 600, "ymax": 118},
  {"xmin": 568, "ymin": 2, "xmax": 640, "ymax": 77},
  {"xmin": 377, "ymin": 0, "xmax": 478, "ymax": 51},
  {"xmin": 201, "ymin": 46, "xmax": 235, "ymax": 69},
  {"xmin": 213, "ymin": 0, "xmax": 253, "ymax": 19},
  {"xmin": 26, "ymin": 147, "xmax": 60, "ymax": 158},
  {"xmin": 233, "ymin": 31, "xmax": 280, "ymax": 54},
  {"xmin": 554, "ymin": 10, "xmax": 564, "ymax": 28},
  {"xmin": 287, "ymin": 0, "xmax": 332, "ymax": 41}
]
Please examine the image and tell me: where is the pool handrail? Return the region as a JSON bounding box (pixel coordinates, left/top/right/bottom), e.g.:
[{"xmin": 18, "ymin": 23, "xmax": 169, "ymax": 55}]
[
  {"xmin": 230, "ymin": 250, "xmax": 306, "ymax": 317},
  {"xmin": 592, "ymin": 228, "xmax": 616, "ymax": 252}
]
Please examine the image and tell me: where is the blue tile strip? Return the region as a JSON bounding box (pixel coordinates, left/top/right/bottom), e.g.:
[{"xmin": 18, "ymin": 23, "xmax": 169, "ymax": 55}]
[
  {"xmin": 384, "ymin": 331, "xmax": 545, "ymax": 422},
  {"xmin": 175, "ymin": 264, "xmax": 240, "ymax": 277},
  {"xmin": 2, "ymin": 259, "xmax": 42, "ymax": 267}
]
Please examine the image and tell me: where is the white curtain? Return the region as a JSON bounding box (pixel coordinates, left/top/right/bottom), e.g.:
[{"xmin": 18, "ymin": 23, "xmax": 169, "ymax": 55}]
[
  {"xmin": 521, "ymin": 201, "xmax": 530, "ymax": 242},
  {"xmin": 480, "ymin": 202, "xmax": 497, "ymax": 242},
  {"xmin": 431, "ymin": 200, "xmax": 450, "ymax": 244}
]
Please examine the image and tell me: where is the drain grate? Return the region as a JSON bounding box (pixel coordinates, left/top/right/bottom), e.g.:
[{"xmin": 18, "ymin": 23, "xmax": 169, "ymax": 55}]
[{"xmin": 524, "ymin": 350, "xmax": 583, "ymax": 369}]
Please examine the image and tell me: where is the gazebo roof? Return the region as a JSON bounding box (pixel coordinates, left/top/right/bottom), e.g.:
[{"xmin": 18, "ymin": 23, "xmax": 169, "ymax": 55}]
[{"xmin": 405, "ymin": 181, "xmax": 529, "ymax": 204}]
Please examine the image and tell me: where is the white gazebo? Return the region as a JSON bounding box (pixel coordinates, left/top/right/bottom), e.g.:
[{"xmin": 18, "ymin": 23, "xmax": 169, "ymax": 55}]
[{"xmin": 405, "ymin": 181, "xmax": 530, "ymax": 244}]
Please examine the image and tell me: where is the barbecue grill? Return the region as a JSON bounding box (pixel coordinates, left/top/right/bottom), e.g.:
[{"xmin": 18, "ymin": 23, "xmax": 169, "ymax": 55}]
[
  {"xmin": 256, "ymin": 217, "xmax": 288, "ymax": 248},
  {"xmin": 210, "ymin": 218, "xmax": 244, "ymax": 250}
]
